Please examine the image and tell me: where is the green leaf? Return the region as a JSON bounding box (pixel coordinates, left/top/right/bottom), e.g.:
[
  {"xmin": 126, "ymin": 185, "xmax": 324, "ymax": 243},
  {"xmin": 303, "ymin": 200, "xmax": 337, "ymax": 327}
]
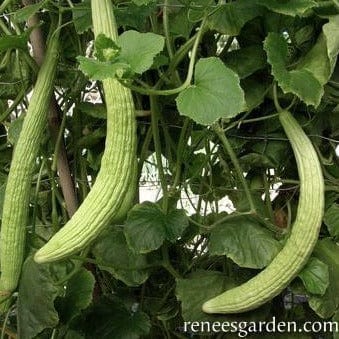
[
  {"xmin": 95, "ymin": 34, "xmax": 121, "ymax": 62},
  {"xmin": 223, "ymin": 45, "xmax": 267, "ymax": 79},
  {"xmin": 115, "ymin": 3, "xmax": 156, "ymax": 32},
  {"xmin": 264, "ymin": 32, "xmax": 323, "ymax": 106},
  {"xmin": 0, "ymin": 33, "xmax": 29, "ymax": 52},
  {"xmin": 58, "ymin": 268, "xmax": 95, "ymax": 323},
  {"xmin": 324, "ymin": 203, "xmax": 339, "ymax": 238},
  {"xmin": 117, "ymin": 30, "xmax": 165, "ymax": 74},
  {"xmin": 92, "ymin": 228, "xmax": 150, "ymax": 286},
  {"xmin": 209, "ymin": 215, "xmax": 282, "ymax": 269},
  {"xmin": 82, "ymin": 297, "xmax": 151, "ymax": 339},
  {"xmin": 176, "ymin": 270, "xmax": 235, "ymax": 322},
  {"xmin": 241, "ymin": 76, "xmax": 269, "ymax": 111},
  {"xmin": 207, "ymin": 1, "xmax": 264, "ymax": 35},
  {"xmin": 188, "ymin": 0, "xmax": 214, "ymax": 22},
  {"xmin": 7, "ymin": 115, "xmax": 24, "ymax": 145},
  {"xmin": 0, "ymin": 183, "xmax": 5, "ymax": 220},
  {"xmin": 254, "ymin": 0, "xmax": 317, "ymax": 16},
  {"xmin": 17, "ymin": 256, "xmax": 61, "ymax": 339},
  {"xmin": 298, "ymin": 257, "xmax": 329, "ymax": 295},
  {"xmin": 176, "ymin": 57, "xmax": 245, "ymax": 125},
  {"xmin": 72, "ymin": 0, "xmax": 92, "ymax": 34},
  {"xmin": 77, "ymin": 102, "xmax": 107, "ymax": 119},
  {"xmin": 124, "ymin": 202, "xmax": 189, "ymax": 253},
  {"xmin": 14, "ymin": 0, "xmax": 46, "ymax": 22},
  {"xmin": 323, "ymin": 15, "xmax": 339, "ymax": 75},
  {"xmin": 77, "ymin": 56, "xmax": 130, "ymax": 81},
  {"xmin": 308, "ymin": 239, "xmax": 339, "ymax": 318},
  {"xmin": 176, "ymin": 270, "xmax": 270, "ymax": 323}
]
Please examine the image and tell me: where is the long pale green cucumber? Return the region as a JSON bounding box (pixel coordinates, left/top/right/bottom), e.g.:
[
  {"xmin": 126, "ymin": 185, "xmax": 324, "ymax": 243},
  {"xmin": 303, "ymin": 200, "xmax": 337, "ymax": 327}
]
[
  {"xmin": 202, "ymin": 110, "xmax": 324, "ymax": 314},
  {"xmin": 0, "ymin": 32, "xmax": 59, "ymax": 309},
  {"xmin": 34, "ymin": 0, "xmax": 137, "ymax": 264}
]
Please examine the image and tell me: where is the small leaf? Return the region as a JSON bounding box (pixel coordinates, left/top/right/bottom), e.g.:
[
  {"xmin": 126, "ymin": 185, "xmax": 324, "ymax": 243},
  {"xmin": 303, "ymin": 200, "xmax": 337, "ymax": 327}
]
[
  {"xmin": 324, "ymin": 203, "xmax": 339, "ymax": 238},
  {"xmin": 308, "ymin": 239, "xmax": 339, "ymax": 318},
  {"xmin": 264, "ymin": 32, "xmax": 323, "ymax": 106},
  {"xmin": 298, "ymin": 257, "xmax": 329, "ymax": 295},
  {"xmin": 77, "ymin": 56, "xmax": 130, "ymax": 80},
  {"xmin": 117, "ymin": 30, "xmax": 165, "ymax": 74},
  {"xmin": 95, "ymin": 34, "xmax": 121, "ymax": 62},
  {"xmin": 72, "ymin": 0, "xmax": 92, "ymax": 34},
  {"xmin": 92, "ymin": 228, "xmax": 150, "ymax": 286},
  {"xmin": 59, "ymin": 268, "xmax": 95, "ymax": 323},
  {"xmin": 209, "ymin": 215, "xmax": 282, "ymax": 269},
  {"xmin": 17, "ymin": 256, "xmax": 61, "ymax": 339},
  {"xmin": 124, "ymin": 202, "xmax": 189, "ymax": 253},
  {"xmin": 14, "ymin": 1, "xmax": 46, "ymax": 22},
  {"xmin": 176, "ymin": 57, "xmax": 245, "ymax": 125}
]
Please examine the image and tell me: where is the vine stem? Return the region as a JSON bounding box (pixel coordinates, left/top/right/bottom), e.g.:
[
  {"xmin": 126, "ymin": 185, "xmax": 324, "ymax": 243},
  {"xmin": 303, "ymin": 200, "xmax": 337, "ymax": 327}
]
[
  {"xmin": 150, "ymin": 95, "xmax": 169, "ymax": 212},
  {"xmin": 214, "ymin": 124, "xmax": 256, "ymax": 213}
]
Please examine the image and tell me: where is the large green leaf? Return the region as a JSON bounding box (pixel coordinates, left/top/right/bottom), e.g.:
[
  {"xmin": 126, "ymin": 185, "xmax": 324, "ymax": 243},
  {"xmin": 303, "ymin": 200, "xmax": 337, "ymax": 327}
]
[
  {"xmin": 254, "ymin": 0, "xmax": 317, "ymax": 16},
  {"xmin": 72, "ymin": 0, "xmax": 92, "ymax": 34},
  {"xmin": 176, "ymin": 270, "xmax": 270, "ymax": 324},
  {"xmin": 92, "ymin": 228, "xmax": 150, "ymax": 286},
  {"xmin": 308, "ymin": 239, "xmax": 339, "ymax": 318},
  {"xmin": 208, "ymin": 215, "xmax": 282, "ymax": 269},
  {"xmin": 124, "ymin": 202, "xmax": 189, "ymax": 253},
  {"xmin": 323, "ymin": 203, "xmax": 339, "ymax": 238},
  {"xmin": 176, "ymin": 57, "xmax": 245, "ymax": 125},
  {"xmin": 223, "ymin": 45, "xmax": 267, "ymax": 79},
  {"xmin": 298, "ymin": 257, "xmax": 329, "ymax": 296},
  {"xmin": 264, "ymin": 32, "xmax": 323, "ymax": 106},
  {"xmin": 207, "ymin": 1, "xmax": 264, "ymax": 35},
  {"xmin": 17, "ymin": 256, "xmax": 62, "ymax": 339},
  {"xmin": 117, "ymin": 30, "xmax": 165, "ymax": 74},
  {"xmin": 58, "ymin": 268, "xmax": 95, "ymax": 324},
  {"xmin": 82, "ymin": 297, "xmax": 151, "ymax": 339},
  {"xmin": 323, "ymin": 15, "xmax": 339, "ymax": 75}
]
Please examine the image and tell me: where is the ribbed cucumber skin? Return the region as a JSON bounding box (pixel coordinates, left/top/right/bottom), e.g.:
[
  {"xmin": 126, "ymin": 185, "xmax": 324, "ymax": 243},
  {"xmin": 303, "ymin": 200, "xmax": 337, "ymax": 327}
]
[
  {"xmin": 202, "ymin": 110, "xmax": 324, "ymax": 314},
  {"xmin": 0, "ymin": 34, "xmax": 59, "ymax": 300},
  {"xmin": 34, "ymin": 0, "xmax": 137, "ymax": 264}
]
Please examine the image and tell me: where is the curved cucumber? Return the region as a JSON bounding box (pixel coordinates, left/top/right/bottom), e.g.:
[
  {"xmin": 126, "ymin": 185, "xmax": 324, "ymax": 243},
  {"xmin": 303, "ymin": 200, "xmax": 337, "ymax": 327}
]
[
  {"xmin": 0, "ymin": 32, "xmax": 59, "ymax": 308},
  {"xmin": 34, "ymin": 0, "xmax": 137, "ymax": 263},
  {"xmin": 202, "ymin": 110, "xmax": 324, "ymax": 314}
]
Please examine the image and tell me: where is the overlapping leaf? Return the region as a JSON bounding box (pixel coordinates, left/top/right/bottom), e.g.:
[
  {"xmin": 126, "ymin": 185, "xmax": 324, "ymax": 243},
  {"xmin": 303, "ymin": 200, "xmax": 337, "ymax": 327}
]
[
  {"xmin": 264, "ymin": 32, "xmax": 323, "ymax": 106},
  {"xmin": 208, "ymin": 215, "xmax": 282, "ymax": 269},
  {"xmin": 176, "ymin": 57, "xmax": 245, "ymax": 125},
  {"xmin": 298, "ymin": 257, "xmax": 329, "ymax": 295},
  {"xmin": 124, "ymin": 202, "xmax": 188, "ymax": 253}
]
